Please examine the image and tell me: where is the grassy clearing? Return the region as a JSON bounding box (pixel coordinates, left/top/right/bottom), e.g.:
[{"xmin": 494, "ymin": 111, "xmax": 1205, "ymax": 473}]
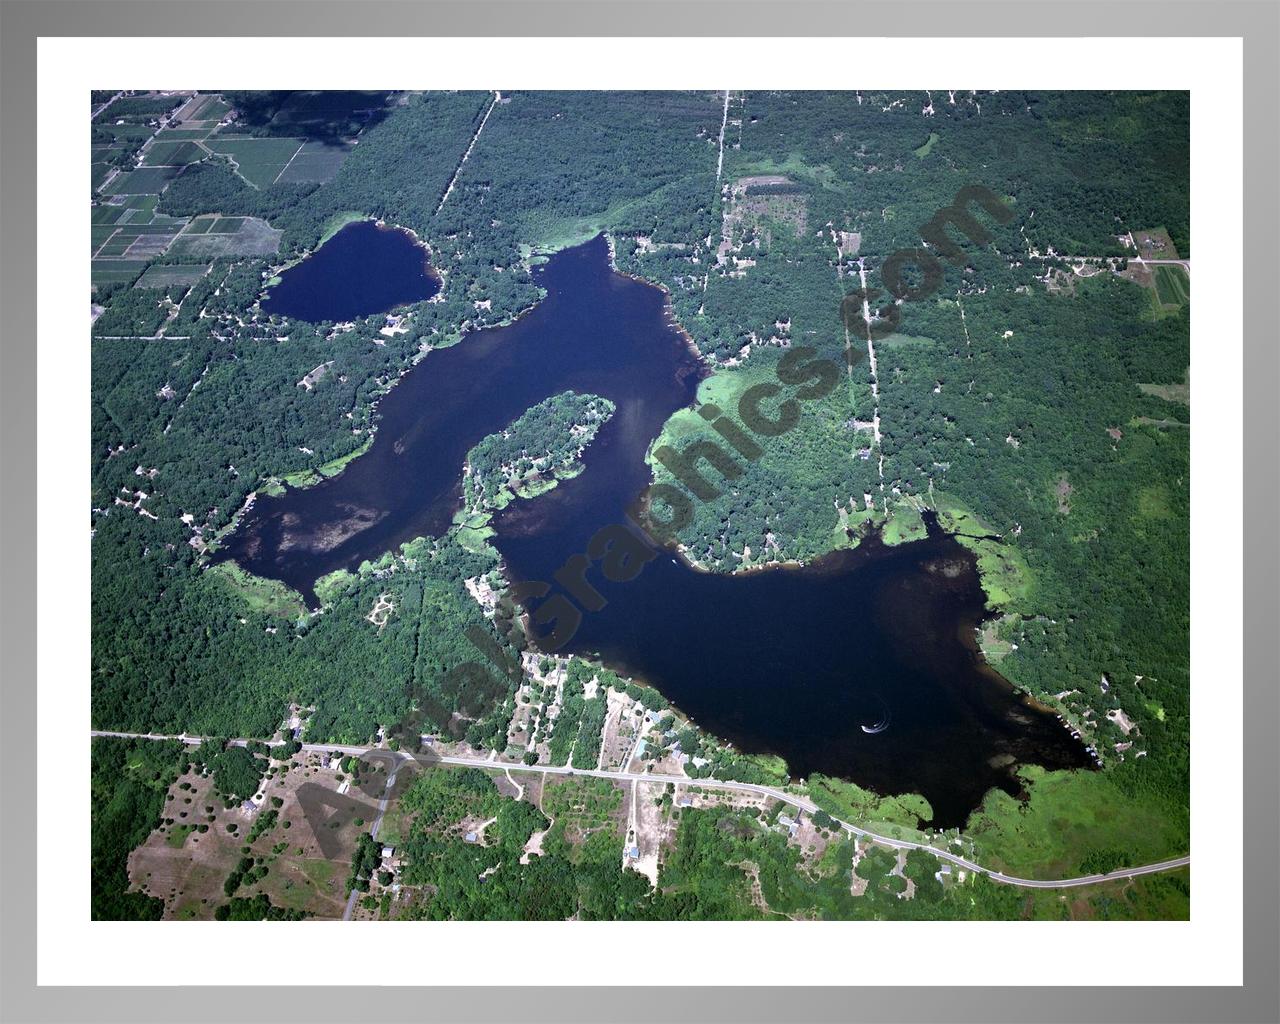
[
  {"xmin": 914, "ymin": 131, "xmax": 940, "ymax": 158},
  {"xmin": 1152, "ymin": 265, "xmax": 1189, "ymax": 308},
  {"xmin": 318, "ymin": 211, "xmax": 370, "ymax": 245},
  {"xmin": 805, "ymin": 774, "xmax": 933, "ymax": 831},
  {"xmin": 206, "ymin": 561, "xmax": 307, "ymax": 620},
  {"xmin": 728, "ymin": 151, "xmax": 839, "ymax": 191},
  {"xmin": 879, "ymin": 504, "xmax": 927, "ymax": 545},
  {"xmin": 876, "ymin": 332, "xmax": 936, "ymax": 349},
  {"xmin": 451, "ymin": 509, "xmax": 496, "ymax": 556},
  {"xmin": 1138, "ymin": 367, "xmax": 1190, "ymax": 406},
  {"xmin": 317, "ymin": 435, "xmax": 373, "ymax": 478},
  {"xmin": 541, "ymin": 776, "xmax": 624, "ymax": 842},
  {"xmin": 271, "ymin": 436, "xmax": 374, "ymax": 494},
  {"xmin": 932, "ymin": 492, "xmax": 1032, "ymax": 610},
  {"xmin": 964, "ymin": 766, "xmax": 1188, "ymax": 878},
  {"xmin": 313, "ymin": 569, "xmax": 356, "ymax": 608}
]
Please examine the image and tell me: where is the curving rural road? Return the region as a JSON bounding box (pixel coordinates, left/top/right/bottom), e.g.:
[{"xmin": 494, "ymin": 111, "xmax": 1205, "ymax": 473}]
[{"xmin": 91, "ymin": 730, "xmax": 1190, "ymax": 890}]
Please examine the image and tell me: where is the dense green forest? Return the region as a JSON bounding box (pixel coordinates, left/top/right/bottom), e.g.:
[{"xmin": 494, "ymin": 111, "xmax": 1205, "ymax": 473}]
[{"xmin": 90, "ymin": 90, "xmax": 1189, "ymax": 917}]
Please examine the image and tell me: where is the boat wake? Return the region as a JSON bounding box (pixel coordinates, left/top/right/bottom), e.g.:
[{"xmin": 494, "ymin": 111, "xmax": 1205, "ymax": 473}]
[{"xmin": 861, "ymin": 695, "xmax": 891, "ymax": 734}]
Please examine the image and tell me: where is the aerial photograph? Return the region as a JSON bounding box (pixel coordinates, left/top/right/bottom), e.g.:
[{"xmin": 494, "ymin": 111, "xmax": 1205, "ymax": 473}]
[{"xmin": 89, "ymin": 89, "xmax": 1190, "ymax": 922}]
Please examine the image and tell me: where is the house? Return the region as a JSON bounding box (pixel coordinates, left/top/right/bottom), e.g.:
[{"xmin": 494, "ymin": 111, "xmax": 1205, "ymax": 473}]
[
  {"xmin": 934, "ymin": 863, "xmax": 953, "ymax": 884},
  {"xmin": 381, "ymin": 846, "xmax": 395, "ymax": 860},
  {"xmin": 626, "ymin": 846, "xmax": 640, "ymax": 859},
  {"xmin": 464, "ymin": 831, "xmax": 478, "ymax": 844}
]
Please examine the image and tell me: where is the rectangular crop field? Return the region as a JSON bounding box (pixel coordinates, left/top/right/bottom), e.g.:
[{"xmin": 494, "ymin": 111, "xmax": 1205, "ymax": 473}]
[
  {"xmin": 91, "ymin": 260, "xmax": 148, "ymax": 288},
  {"xmin": 100, "ymin": 165, "xmax": 183, "ymax": 195},
  {"xmin": 121, "ymin": 233, "xmax": 180, "ymax": 259},
  {"xmin": 141, "ymin": 140, "xmax": 205, "ymax": 166},
  {"xmin": 153, "ymin": 127, "xmax": 213, "ymax": 141},
  {"xmin": 92, "ymin": 122, "xmax": 155, "ymax": 147},
  {"xmin": 119, "ymin": 194, "xmax": 159, "ymax": 214},
  {"xmin": 91, "ymin": 204, "xmax": 128, "ymax": 226},
  {"xmin": 205, "ymin": 137, "xmax": 304, "ymax": 187},
  {"xmin": 274, "ymin": 140, "xmax": 351, "ymax": 183},
  {"xmin": 134, "ymin": 264, "xmax": 211, "ymax": 289},
  {"xmin": 95, "ymin": 235, "xmax": 135, "ymax": 257},
  {"xmin": 185, "ymin": 95, "xmax": 231, "ymax": 122}
]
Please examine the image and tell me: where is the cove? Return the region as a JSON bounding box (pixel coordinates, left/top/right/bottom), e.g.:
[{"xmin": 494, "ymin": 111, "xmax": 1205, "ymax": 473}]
[
  {"xmin": 261, "ymin": 219, "xmax": 440, "ymax": 323},
  {"xmin": 216, "ymin": 234, "xmax": 1091, "ymax": 827}
]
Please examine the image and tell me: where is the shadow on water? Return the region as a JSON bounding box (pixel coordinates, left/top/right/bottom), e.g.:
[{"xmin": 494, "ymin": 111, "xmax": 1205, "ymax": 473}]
[{"xmin": 215, "ymin": 234, "xmax": 1092, "ymax": 828}]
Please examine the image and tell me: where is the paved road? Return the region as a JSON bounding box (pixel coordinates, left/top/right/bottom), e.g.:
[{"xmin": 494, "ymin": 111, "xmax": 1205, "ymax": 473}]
[
  {"xmin": 1045, "ymin": 254, "xmax": 1191, "ymax": 273},
  {"xmin": 91, "ymin": 730, "xmax": 1190, "ymax": 889}
]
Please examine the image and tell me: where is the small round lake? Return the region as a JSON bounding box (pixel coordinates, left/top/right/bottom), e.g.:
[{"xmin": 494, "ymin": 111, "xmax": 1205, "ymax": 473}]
[{"xmin": 261, "ymin": 219, "xmax": 440, "ymax": 323}]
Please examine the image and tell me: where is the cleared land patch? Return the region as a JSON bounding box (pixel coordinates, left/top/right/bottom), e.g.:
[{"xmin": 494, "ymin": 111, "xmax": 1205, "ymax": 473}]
[
  {"xmin": 167, "ymin": 216, "xmax": 282, "ymax": 257},
  {"xmin": 1152, "ymin": 265, "xmax": 1189, "ymax": 308},
  {"xmin": 1138, "ymin": 367, "xmax": 1190, "ymax": 406}
]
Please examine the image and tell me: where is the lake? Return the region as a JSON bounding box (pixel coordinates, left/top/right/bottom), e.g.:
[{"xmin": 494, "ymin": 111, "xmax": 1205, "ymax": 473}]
[
  {"xmin": 216, "ymin": 233, "xmax": 1091, "ymax": 827},
  {"xmin": 261, "ymin": 219, "xmax": 440, "ymax": 322}
]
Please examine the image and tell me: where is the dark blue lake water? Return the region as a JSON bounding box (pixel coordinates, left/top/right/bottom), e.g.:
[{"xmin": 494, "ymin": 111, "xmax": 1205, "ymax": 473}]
[
  {"xmin": 261, "ymin": 219, "xmax": 440, "ymax": 323},
  {"xmin": 217, "ymin": 234, "xmax": 1090, "ymax": 827}
]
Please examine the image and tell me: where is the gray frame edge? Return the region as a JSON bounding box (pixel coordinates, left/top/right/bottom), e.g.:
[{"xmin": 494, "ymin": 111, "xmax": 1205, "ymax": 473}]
[{"xmin": 0, "ymin": 1, "xmax": 1275, "ymax": 1022}]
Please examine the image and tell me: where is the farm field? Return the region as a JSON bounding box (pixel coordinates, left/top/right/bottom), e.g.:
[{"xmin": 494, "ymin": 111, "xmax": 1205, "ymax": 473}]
[
  {"xmin": 91, "ymin": 259, "xmax": 149, "ymax": 287},
  {"xmin": 205, "ymin": 136, "xmax": 306, "ymax": 187},
  {"xmin": 274, "ymin": 139, "xmax": 352, "ymax": 183},
  {"xmin": 134, "ymin": 263, "xmax": 212, "ymax": 289},
  {"xmin": 166, "ymin": 216, "xmax": 282, "ymax": 257},
  {"xmin": 100, "ymin": 165, "xmax": 184, "ymax": 195},
  {"xmin": 141, "ymin": 139, "xmax": 206, "ymax": 166}
]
